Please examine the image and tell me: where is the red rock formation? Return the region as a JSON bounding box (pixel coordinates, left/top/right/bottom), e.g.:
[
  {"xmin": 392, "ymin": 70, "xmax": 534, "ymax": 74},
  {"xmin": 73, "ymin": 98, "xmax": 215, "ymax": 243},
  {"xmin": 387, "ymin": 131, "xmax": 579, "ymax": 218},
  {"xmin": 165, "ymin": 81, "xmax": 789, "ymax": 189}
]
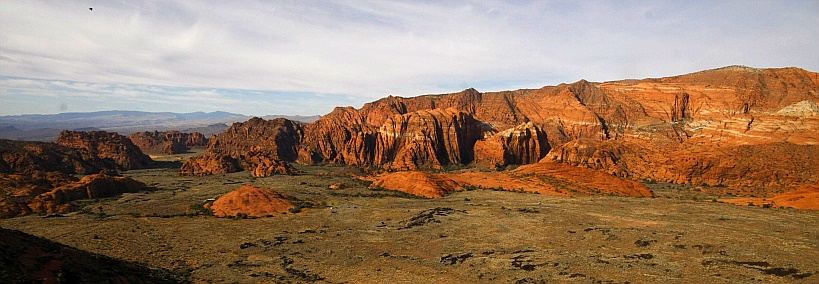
[
  {"xmin": 26, "ymin": 171, "xmax": 146, "ymax": 215},
  {"xmin": 179, "ymin": 153, "xmax": 239, "ymax": 176},
  {"xmin": 210, "ymin": 185, "xmax": 293, "ymax": 217},
  {"xmin": 473, "ymin": 122, "xmax": 550, "ymax": 168},
  {"xmin": 57, "ymin": 131, "xmax": 152, "ymax": 170},
  {"xmin": 0, "ymin": 139, "xmax": 116, "ymax": 175},
  {"xmin": 375, "ymin": 108, "xmax": 484, "ymax": 170},
  {"xmin": 0, "ymin": 171, "xmax": 146, "ymax": 218},
  {"xmin": 128, "ymin": 130, "xmax": 208, "ymax": 154},
  {"xmin": 187, "ymin": 66, "xmax": 819, "ymax": 196},
  {"xmin": 246, "ymin": 154, "xmax": 299, "ymax": 177},
  {"xmin": 180, "ymin": 118, "xmax": 301, "ymax": 176}
]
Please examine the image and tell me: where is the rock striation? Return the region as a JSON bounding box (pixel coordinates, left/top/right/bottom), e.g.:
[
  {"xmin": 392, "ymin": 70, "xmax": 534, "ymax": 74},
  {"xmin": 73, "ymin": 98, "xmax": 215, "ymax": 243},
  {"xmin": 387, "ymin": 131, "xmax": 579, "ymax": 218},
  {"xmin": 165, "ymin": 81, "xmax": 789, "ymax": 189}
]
[
  {"xmin": 183, "ymin": 66, "xmax": 818, "ymax": 196},
  {"xmin": 210, "ymin": 185, "xmax": 293, "ymax": 217},
  {"xmin": 57, "ymin": 130, "xmax": 152, "ymax": 170},
  {"xmin": 128, "ymin": 130, "xmax": 208, "ymax": 154}
]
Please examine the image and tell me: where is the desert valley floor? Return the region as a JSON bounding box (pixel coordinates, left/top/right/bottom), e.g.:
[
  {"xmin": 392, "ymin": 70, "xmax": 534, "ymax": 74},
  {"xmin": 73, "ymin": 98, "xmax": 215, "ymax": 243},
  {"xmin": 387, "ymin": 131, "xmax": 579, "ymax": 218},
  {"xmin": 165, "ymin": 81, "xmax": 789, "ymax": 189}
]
[{"xmin": 1, "ymin": 153, "xmax": 817, "ymax": 284}]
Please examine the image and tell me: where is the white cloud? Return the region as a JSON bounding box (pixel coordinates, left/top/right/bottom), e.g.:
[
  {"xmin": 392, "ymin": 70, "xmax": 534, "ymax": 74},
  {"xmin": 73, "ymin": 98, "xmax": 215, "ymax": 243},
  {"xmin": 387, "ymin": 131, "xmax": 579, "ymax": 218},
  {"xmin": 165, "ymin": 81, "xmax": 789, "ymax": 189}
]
[{"xmin": 1, "ymin": 0, "xmax": 817, "ymax": 116}]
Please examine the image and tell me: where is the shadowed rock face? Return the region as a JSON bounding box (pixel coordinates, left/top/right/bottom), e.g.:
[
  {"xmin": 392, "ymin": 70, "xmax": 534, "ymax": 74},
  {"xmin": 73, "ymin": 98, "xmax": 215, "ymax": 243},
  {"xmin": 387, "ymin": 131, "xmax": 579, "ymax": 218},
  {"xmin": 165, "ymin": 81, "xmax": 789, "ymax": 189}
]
[
  {"xmin": 57, "ymin": 130, "xmax": 152, "ymax": 170},
  {"xmin": 128, "ymin": 130, "xmax": 208, "ymax": 154}
]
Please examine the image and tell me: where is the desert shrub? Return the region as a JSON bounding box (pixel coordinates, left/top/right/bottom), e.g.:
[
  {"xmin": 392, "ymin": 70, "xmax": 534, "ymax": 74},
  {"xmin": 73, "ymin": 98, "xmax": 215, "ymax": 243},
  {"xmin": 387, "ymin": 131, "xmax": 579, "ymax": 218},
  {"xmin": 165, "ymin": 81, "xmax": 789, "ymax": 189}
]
[{"xmin": 188, "ymin": 201, "xmax": 214, "ymax": 216}]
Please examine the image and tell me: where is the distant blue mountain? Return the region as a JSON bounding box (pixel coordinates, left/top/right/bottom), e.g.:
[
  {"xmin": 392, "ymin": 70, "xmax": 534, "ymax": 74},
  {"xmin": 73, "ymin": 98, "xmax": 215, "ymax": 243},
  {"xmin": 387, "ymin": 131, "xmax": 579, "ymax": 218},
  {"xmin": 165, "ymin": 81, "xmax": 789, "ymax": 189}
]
[{"xmin": 0, "ymin": 110, "xmax": 319, "ymax": 141}]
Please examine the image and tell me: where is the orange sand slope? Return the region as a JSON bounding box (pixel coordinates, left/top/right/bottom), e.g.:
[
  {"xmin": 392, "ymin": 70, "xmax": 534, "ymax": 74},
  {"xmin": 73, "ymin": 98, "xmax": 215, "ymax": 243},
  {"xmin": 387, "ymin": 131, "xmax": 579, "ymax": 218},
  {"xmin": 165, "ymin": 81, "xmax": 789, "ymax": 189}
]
[
  {"xmin": 719, "ymin": 183, "xmax": 819, "ymax": 210},
  {"xmin": 370, "ymin": 161, "xmax": 652, "ymax": 198}
]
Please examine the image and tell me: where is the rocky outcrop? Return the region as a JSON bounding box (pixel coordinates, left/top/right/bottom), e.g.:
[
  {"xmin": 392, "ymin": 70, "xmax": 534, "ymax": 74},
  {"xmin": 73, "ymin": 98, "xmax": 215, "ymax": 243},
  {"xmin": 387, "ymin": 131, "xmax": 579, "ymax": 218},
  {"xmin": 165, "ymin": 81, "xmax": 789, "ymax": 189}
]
[
  {"xmin": 1, "ymin": 170, "xmax": 146, "ymax": 218},
  {"xmin": 0, "ymin": 139, "xmax": 115, "ymax": 175},
  {"xmin": 210, "ymin": 185, "xmax": 293, "ymax": 217},
  {"xmin": 57, "ymin": 130, "xmax": 152, "ymax": 170},
  {"xmin": 179, "ymin": 153, "xmax": 240, "ymax": 176},
  {"xmin": 247, "ymin": 155, "xmax": 299, "ymax": 177},
  {"xmin": 27, "ymin": 171, "xmax": 146, "ymax": 215},
  {"xmin": 0, "ymin": 139, "xmax": 149, "ymax": 218},
  {"xmin": 546, "ymin": 139, "xmax": 819, "ymax": 191},
  {"xmin": 473, "ymin": 122, "xmax": 550, "ymax": 168},
  {"xmin": 128, "ymin": 130, "xmax": 208, "ymax": 154},
  {"xmin": 180, "ymin": 118, "xmax": 301, "ymax": 176}
]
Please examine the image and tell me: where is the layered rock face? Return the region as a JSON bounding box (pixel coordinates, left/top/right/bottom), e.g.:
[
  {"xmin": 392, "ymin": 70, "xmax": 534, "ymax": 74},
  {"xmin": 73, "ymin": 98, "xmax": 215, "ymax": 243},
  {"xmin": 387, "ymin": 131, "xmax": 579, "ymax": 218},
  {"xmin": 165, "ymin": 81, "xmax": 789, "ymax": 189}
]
[
  {"xmin": 187, "ymin": 66, "xmax": 818, "ymax": 194},
  {"xmin": 181, "ymin": 118, "xmax": 301, "ymax": 176},
  {"xmin": 57, "ymin": 130, "xmax": 152, "ymax": 170},
  {"xmin": 375, "ymin": 108, "xmax": 484, "ymax": 170},
  {"xmin": 210, "ymin": 185, "xmax": 293, "ymax": 217},
  {"xmin": 128, "ymin": 130, "xmax": 208, "ymax": 154},
  {"xmin": 293, "ymin": 66, "xmax": 818, "ymax": 193}
]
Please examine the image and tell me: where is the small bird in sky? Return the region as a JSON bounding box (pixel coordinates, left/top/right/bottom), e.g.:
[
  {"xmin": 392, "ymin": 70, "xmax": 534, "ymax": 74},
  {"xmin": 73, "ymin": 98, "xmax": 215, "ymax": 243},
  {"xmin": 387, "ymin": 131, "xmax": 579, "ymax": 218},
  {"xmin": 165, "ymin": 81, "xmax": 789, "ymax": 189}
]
[{"xmin": 89, "ymin": 7, "xmax": 93, "ymax": 11}]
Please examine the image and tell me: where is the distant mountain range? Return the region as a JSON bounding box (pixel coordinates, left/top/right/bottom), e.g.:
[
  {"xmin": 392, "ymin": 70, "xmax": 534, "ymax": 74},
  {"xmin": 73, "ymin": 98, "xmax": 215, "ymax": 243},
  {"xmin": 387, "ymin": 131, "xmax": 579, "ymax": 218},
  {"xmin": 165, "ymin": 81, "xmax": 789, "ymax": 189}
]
[{"xmin": 0, "ymin": 111, "xmax": 320, "ymax": 141}]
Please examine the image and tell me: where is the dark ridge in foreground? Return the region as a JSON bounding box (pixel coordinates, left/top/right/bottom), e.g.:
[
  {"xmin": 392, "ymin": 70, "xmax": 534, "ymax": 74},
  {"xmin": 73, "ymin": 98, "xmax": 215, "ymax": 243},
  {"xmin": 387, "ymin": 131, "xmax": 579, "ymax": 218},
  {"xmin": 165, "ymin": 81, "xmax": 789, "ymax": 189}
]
[{"xmin": 0, "ymin": 227, "xmax": 188, "ymax": 283}]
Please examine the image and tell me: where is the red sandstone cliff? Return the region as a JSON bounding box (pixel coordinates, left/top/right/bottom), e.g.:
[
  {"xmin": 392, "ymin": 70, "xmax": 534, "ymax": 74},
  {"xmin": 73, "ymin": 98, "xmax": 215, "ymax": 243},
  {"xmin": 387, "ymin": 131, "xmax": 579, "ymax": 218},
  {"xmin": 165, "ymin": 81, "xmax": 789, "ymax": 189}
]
[{"xmin": 184, "ymin": 66, "xmax": 819, "ymax": 195}]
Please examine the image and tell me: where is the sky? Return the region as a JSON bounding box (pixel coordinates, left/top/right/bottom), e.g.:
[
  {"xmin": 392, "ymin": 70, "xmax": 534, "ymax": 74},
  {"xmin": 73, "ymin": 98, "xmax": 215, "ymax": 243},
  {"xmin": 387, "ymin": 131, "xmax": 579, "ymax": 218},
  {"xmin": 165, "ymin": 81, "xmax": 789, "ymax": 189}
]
[{"xmin": 1, "ymin": 1, "xmax": 817, "ymax": 116}]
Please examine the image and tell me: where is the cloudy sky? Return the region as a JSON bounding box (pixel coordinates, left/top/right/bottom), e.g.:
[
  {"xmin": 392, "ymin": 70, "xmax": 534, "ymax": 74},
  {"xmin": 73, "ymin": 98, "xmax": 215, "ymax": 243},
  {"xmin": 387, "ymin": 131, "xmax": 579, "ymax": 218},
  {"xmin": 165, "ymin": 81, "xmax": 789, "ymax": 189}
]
[{"xmin": 1, "ymin": 1, "xmax": 817, "ymax": 116}]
